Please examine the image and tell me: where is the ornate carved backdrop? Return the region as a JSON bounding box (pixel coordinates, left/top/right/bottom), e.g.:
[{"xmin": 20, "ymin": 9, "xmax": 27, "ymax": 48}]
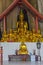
[{"xmin": 0, "ymin": 0, "xmax": 43, "ymax": 34}]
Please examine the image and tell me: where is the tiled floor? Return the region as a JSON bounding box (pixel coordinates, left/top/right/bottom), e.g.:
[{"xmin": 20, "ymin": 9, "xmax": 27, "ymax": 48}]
[{"xmin": 2, "ymin": 61, "xmax": 43, "ymax": 65}]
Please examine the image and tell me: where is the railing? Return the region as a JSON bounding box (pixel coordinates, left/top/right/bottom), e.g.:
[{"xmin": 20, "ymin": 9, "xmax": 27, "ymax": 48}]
[
  {"xmin": 0, "ymin": 0, "xmax": 43, "ymax": 32},
  {"xmin": 0, "ymin": 47, "xmax": 3, "ymax": 65}
]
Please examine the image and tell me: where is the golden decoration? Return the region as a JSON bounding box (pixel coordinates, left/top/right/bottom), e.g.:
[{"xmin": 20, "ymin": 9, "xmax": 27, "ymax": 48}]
[{"xmin": 1, "ymin": 9, "xmax": 43, "ymax": 42}]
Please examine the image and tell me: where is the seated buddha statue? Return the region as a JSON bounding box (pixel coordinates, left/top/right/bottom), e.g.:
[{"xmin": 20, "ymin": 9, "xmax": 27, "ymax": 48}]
[
  {"xmin": 18, "ymin": 42, "xmax": 28, "ymax": 54},
  {"xmin": 1, "ymin": 31, "xmax": 8, "ymax": 42},
  {"xmin": 16, "ymin": 9, "xmax": 29, "ymax": 42},
  {"xmin": 17, "ymin": 8, "xmax": 29, "ymax": 30},
  {"xmin": 17, "ymin": 9, "xmax": 28, "ymax": 32},
  {"xmin": 7, "ymin": 29, "xmax": 14, "ymax": 42}
]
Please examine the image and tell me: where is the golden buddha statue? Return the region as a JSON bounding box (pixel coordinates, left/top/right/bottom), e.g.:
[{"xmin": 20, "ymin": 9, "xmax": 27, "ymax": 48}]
[
  {"xmin": 17, "ymin": 9, "xmax": 29, "ymax": 42},
  {"xmin": 1, "ymin": 31, "xmax": 8, "ymax": 42},
  {"xmin": 18, "ymin": 42, "xmax": 28, "ymax": 54},
  {"xmin": 7, "ymin": 29, "xmax": 14, "ymax": 42},
  {"xmin": 13, "ymin": 30, "xmax": 18, "ymax": 42}
]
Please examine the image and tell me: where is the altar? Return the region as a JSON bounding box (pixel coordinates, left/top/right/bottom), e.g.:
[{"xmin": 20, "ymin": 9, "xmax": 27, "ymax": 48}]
[
  {"xmin": 1, "ymin": 42, "xmax": 43, "ymax": 61},
  {"xmin": 8, "ymin": 54, "xmax": 40, "ymax": 61},
  {"xmin": 8, "ymin": 54, "xmax": 30, "ymax": 61}
]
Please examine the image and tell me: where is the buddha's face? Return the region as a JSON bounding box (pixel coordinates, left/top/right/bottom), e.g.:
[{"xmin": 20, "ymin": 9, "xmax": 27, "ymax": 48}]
[{"xmin": 19, "ymin": 14, "xmax": 24, "ymax": 21}]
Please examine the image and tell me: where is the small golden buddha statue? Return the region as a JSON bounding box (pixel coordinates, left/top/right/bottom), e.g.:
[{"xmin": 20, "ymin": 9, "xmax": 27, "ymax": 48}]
[
  {"xmin": 40, "ymin": 37, "xmax": 43, "ymax": 42},
  {"xmin": 18, "ymin": 42, "xmax": 28, "ymax": 54},
  {"xmin": 13, "ymin": 30, "xmax": 18, "ymax": 42},
  {"xmin": 1, "ymin": 31, "xmax": 8, "ymax": 42},
  {"xmin": 8, "ymin": 29, "xmax": 14, "ymax": 42}
]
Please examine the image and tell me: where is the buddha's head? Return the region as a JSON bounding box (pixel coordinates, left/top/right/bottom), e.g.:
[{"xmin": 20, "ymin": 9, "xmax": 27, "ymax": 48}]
[{"xmin": 19, "ymin": 9, "xmax": 24, "ymax": 21}]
